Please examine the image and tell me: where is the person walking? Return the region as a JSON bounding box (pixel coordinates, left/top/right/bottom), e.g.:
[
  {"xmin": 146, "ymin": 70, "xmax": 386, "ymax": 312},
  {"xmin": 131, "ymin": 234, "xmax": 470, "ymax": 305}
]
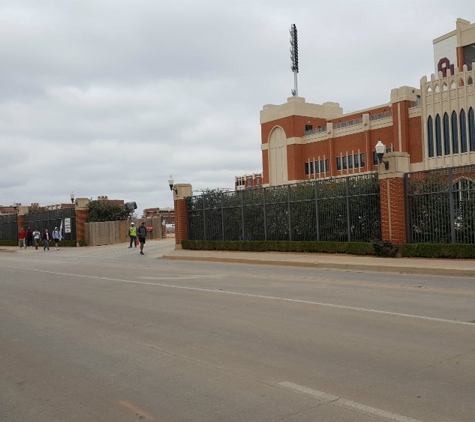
[
  {"xmin": 26, "ymin": 227, "xmax": 33, "ymax": 248},
  {"xmin": 19, "ymin": 228, "xmax": 26, "ymax": 249},
  {"xmin": 33, "ymin": 228, "xmax": 41, "ymax": 250},
  {"xmin": 128, "ymin": 222, "xmax": 137, "ymax": 248},
  {"xmin": 52, "ymin": 226, "xmax": 61, "ymax": 250},
  {"xmin": 137, "ymin": 221, "xmax": 147, "ymax": 255},
  {"xmin": 42, "ymin": 228, "xmax": 51, "ymax": 251}
]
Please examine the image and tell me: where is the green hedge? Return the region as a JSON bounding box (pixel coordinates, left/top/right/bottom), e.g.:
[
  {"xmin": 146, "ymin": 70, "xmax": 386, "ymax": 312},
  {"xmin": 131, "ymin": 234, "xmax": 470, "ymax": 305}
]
[
  {"xmin": 0, "ymin": 240, "xmax": 19, "ymax": 247},
  {"xmin": 401, "ymin": 243, "xmax": 475, "ymax": 259},
  {"xmin": 182, "ymin": 240, "xmax": 475, "ymax": 259},
  {"xmin": 182, "ymin": 240, "xmax": 375, "ymax": 255}
]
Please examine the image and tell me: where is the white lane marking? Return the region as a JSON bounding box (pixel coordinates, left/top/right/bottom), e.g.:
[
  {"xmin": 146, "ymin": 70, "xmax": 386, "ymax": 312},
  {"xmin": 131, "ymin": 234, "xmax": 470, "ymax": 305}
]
[
  {"xmin": 1, "ymin": 264, "xmax": 474, "ymax": 326},
  {"xmin": 279, "ymin": 381, "xmax": 421, "ymax": 422},
  {"xmin": 140, "ymin": 275, "xmax": 224, "ymax": 280}
]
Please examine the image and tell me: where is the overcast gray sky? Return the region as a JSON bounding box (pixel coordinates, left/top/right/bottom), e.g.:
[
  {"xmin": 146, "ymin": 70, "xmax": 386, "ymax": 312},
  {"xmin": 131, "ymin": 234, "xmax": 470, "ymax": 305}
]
[{"xmin": 1, "ymin": 0, "xmax": 473, "ymax": 214}]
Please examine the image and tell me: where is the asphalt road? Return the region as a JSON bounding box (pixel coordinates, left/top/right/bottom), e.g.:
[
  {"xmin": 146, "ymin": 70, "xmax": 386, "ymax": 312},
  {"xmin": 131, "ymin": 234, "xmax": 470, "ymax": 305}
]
[{"xmin": 1, "ymin": 239, "xmax": 474, "ymax": 422}]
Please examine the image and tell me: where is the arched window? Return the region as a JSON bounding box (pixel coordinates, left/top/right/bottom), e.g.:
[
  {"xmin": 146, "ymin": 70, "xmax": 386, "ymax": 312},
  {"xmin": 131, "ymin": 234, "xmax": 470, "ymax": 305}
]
[
  {"xmin": 435, "ymin": 85, "xmax": 440, "ymax": 93},
  {"xmin": 468, "ymin": 76, "xmax": 473, "ymax": 85},
  {"xmin": 469, "ymin": 107, "xmax": 475, "ymax": 151},
  {"xmin": 427, "ymin": 86, "xmax": 432, "ymax": 93},
  {"xmin": 452, "ymin": 111, "xmax": 459, "ymax": 154},
  {"xmin": 443, "ymin": 113, "xmax": 450, "ymax": 155},
  {"xmin": 451, "ymin": 81, "xmax": 457, "ymax": 90},
  {"xmin": 427, "ymin": 116, "xmax": 434, "ymax": 157},
  {"xmin": 460, "ymin": 109, "xmax": 468, "ymax": 153},
  {"xmin": 435, "ymin": 114, "xmax": 442, "ymax": 156}
]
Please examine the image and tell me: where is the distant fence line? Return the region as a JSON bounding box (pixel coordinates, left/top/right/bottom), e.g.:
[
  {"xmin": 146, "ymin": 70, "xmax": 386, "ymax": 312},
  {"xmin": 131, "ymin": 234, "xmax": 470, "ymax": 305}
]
[{"xmin": 85, "ymin": 217, "xmax": 164, "ymax": 246}]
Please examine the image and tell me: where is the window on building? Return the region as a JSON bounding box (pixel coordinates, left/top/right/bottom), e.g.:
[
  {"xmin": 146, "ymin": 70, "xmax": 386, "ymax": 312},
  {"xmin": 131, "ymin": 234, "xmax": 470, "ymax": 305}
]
[
  {"xmin": 435, "ymin": 114, "xmax": 442, "ymax": 156},
  {"xmin": 342, "ymin": 156, "xmax": 347, "ymax": 170},
  {"xmin": 452, "ymin": 111, "xmax": 459, "ymax": 154},
  {"xmin": 336, "ymin": 157, "xmax": 342, "ymax": 171},
  {"xmin": 360, "ymin": 153, "xmax": 365, "ymax": 167},
  {"xmin": 469, "ymin": 108, "xmax": 475, "ymax": 152},
  {"xmin": 309, "ymin": 161, "xmax": 314, "ymax": 174},
  {"xmin": 443, "ymin": 113, "xmax": 450, "ymax": 155},
  {"xmin": 348, "ymin": 155, "xmax": 353, "ymax": 169},
  {"xmin": 320, "ymin": 158, "xmax": 330, "ymax": 173},
  {"xmin": 354, "ymin": 153, "xmax": 359, "ymax": 168},
  {"xmin": 461, "ymin": 109, "xmax": 468, "ymax": 153},
  {"xmin": 304, "ymin": 162, "xmax": 309, "ymax": 175},
  {"xmin": 427, "ymin": 116, "xmax": 434, "ymax": 157}
]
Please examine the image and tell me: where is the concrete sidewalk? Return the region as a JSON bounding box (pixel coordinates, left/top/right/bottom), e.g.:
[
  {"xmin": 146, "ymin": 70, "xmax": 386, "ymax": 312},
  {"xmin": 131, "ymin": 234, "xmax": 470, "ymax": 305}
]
[{"xmin": 163, "ymin": 248, "xmax": 475, "ymax": 278}]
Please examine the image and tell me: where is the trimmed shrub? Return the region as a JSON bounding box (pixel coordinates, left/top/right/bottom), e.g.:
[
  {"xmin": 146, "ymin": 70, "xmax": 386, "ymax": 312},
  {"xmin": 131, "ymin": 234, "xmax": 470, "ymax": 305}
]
[
  {"xmin": 182, "ymin": 240, "xmax": 375, "ymax": 255},
  {"xmin": 401, "ymin": 243, "xmax": 475, "ymax": 259}
]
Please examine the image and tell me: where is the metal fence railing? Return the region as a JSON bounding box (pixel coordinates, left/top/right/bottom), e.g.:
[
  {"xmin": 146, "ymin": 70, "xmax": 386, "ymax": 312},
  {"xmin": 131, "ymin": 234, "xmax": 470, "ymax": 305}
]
[
  {"xmin": 405, "ymin": 164, "xmax": 475, "ymax": 243},
  {"xmin": 0, "ymin": 213, "xmax": 18, "ymax": 241},
  {"xmin": 24, "ymin": 208, "xmax": 76, "ymax": 241},
  {"xmin": 188, "ymin": 174, "xmax": 381, "ymax": 243}
]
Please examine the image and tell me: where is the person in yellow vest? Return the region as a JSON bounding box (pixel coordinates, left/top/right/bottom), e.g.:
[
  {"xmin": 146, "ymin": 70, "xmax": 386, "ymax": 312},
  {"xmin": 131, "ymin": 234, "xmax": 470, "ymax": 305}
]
[{"xmin": 128, "ymin": 222, "xmax": 137, "ymax": 248}]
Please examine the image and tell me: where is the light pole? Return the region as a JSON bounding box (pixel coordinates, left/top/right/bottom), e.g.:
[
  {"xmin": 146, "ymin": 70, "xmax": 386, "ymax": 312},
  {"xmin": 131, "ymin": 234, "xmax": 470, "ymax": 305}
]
[
  {"xmin": 168, "ymin": 175, "xmax": 177, "ymax": 193},
  {"xmin": 375, "ymin": 140, "xmax": 389, "ymax": 170}
]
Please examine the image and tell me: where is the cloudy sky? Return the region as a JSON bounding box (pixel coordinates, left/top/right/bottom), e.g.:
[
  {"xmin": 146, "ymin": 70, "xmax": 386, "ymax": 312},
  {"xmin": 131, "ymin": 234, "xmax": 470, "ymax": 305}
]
[{"xmin": 1, "ymin": 1, "xmax": 473, "ymax": 214}]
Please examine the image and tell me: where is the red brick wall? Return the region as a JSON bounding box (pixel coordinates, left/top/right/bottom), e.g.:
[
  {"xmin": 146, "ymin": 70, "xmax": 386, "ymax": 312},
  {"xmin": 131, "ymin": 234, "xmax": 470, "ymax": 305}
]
[
  {"xmin": 174, "ymin": 198, "xmax": 188, "ymax": 247},
  {"xmin": 408, "ymin": 116, "xmax": 423, "ymax": 163},
  {"xmin": 261, "ymin": 116, "xmax": 327, "ymax": 144},
  {"xmin": 75, "ymin": 209, "xmax": 88, "ymax": 244},
  {"xmin": 379, "ymin": 177, "xmax": 406, "ymax": 245}
]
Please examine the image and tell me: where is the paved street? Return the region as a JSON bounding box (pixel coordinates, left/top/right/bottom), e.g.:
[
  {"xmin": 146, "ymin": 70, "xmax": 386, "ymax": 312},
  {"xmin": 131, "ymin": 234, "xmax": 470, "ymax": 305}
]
[{"xmin": 1, "ymin": 239, "xmax": 474, "ymax": 421}]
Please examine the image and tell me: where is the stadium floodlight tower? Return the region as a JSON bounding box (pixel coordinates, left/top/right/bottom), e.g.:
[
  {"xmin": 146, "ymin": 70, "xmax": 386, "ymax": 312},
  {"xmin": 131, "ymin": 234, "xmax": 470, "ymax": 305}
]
[{"xmin": 289, "ymin": 23, "xmax": 299, "ymax": 96}]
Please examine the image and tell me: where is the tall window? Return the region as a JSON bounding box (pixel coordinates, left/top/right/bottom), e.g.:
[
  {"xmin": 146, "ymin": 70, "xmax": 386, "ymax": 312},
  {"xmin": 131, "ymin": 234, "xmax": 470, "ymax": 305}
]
[
  {"xmin": 336, "ymin": 157, "xmax": 342, "ymax": 171},
  {"xmin": 460, "ymin": 109, "xmax": 467, "ymax": 153},
  {"xmin": 452, "ymin": 111, "xmax": 459, "ymax": 154},
  {"xmin": 427, "ymin": 116, "xmax": 434, "ymax": 157},
  {"xmin": 443, "ymin": 113, "xmax": 450, "ymax": 155},
  {"xmin": 435, "ymin": 115, "xmax": 442, "ymax": 156},
  {"xmin": 469, "ymin": 107, "xmax": 475, "ymax": 152}
]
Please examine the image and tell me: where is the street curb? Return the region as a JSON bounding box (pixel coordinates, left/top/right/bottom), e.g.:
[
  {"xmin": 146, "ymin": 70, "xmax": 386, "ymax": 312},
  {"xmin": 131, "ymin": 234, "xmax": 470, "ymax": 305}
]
[{"xmin": 163, "ymin": 255, "xmax": 475, "ymax": 277}]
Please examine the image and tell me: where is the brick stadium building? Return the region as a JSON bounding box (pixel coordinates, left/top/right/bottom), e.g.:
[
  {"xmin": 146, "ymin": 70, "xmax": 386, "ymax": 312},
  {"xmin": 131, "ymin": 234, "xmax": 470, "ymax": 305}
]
[{"xmin": 237, "ymin": 18, "xmax": 475, "ymax": 189}]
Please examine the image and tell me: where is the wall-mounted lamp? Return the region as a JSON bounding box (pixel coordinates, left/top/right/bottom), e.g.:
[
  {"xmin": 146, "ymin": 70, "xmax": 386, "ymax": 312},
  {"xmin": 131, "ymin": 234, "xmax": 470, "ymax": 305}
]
[
  {"xmin": 168, "ymin": 175, "xmax": 177, "ymax": 194},
  {"xmin": 375, "ymin": 140, "xmax": 389, "ymax": 170},
  {"xmin": 70, "ymin": 191, "xmax": 75, "ymax": 204}
]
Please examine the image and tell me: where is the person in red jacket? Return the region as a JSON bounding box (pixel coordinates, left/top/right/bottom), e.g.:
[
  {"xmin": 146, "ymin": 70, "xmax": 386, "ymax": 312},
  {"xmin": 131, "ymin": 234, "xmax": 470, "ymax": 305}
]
[{"xmin": 19, "ymin": 228, "xmax": 26, "ymax": 249}]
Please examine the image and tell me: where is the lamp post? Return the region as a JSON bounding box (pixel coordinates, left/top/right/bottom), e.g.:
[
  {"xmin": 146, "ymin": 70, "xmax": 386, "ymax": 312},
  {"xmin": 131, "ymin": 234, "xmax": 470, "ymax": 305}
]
[
  {"xmin": 70, "ymin": 191, "xmax": 75, "ymax": 204},
  {"xmin": 375, "ymin": 140, "xmax": 389, "ymax": 170},
  {"xmin": 168, "ymin": 175, "xmax": 177, "ymax": 193}
]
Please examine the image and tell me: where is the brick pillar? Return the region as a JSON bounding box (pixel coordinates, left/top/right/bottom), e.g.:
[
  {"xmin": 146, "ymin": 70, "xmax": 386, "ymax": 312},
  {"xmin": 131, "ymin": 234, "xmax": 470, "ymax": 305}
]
[
  {"xmin": 74, "ymin": 197, "xmax": 90, "ymax": 246},
  {"xmin": 172, "ymin": 183, "xmax": 192, "ymax": 249},
  {"xmin": 75, "ymin": 209, "xmax": 88, "ymax": 246},
  {"xmin": 378, "ymin": 152, "xmax": 410, "ymax": 245}
]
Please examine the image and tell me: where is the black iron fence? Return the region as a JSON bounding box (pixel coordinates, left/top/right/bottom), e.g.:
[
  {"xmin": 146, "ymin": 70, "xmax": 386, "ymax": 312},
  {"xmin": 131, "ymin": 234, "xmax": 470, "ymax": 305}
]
[
  {"xmin": 0, "ymin": 213, "xmax": 18, "ymax": 241},
  {"xmin": 405, "ymin": 164, "xmax": 475, "ymax": 243},
  {"xmin": 24, "ymin": 208, "xmax": 76, "ymax": 241},
  {"xmin": 0, "ymin": 208, "xmax": 76, "ymax": 242},
  {"xmin": 188, "ymin": 174, "xmax": 381, "ymax": 242}
]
